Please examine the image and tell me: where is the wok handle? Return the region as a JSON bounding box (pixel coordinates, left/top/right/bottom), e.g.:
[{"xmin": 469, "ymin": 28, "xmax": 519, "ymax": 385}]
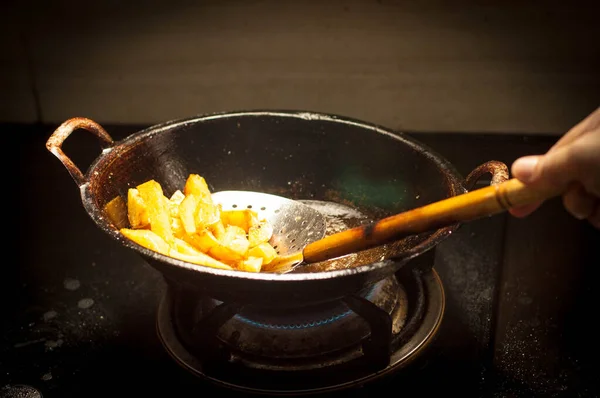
[
  {"xmin": 302, "ymin": 178, "xmax": 563, "ymax": 264},
  {"xmin": 46, "ymin": 117, "xmax": 114, "ymax": 187},
  {"xmin": 464, "ymin": 160, "xmax": 510, "ymax": 190}
]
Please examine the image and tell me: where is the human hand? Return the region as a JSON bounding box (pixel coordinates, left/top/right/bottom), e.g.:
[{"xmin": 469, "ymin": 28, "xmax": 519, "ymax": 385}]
[{"xmin": 509, "ymin": 107, "xmax": 600, "ymax": 229}]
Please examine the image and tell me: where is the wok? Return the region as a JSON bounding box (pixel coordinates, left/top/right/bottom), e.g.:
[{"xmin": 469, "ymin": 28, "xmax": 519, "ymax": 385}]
[{"xmin": 46, "ymin": 110, "xmax": 508, "ymax": 307}]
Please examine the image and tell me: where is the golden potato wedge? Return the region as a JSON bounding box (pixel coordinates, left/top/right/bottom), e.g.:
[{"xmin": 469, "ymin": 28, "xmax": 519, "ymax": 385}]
[
  {"xmin": 208, "ymin": 226, "xmax": 251, "ymax": 264},
  {"xmin": 170, "ymin": 217, "xmax": 186, "ymax": 239},
  {"xmin": 173, "ymin": 237, "xmax": 203, "ymax": 255},
  {"xmin": 221, "ymin": 209, "xmax": 259, "ymax": 232},
  {"xmin": 127, "ymin": 188, "xmax": 150, "ymax": 229},
  {"xmin": 168, "ymin": 248, "xmax": 233, "ymax": 270},
  {"xmin": 221, "ymin": 225, "xmax": 250, "ymax": 257},
  {"xmin": 209, "ymin": 227, "xmax": 249, "ymax": 263},
  {"xmin": 184, "ymin": 229, "xmax": 220, "ymax": 253},
  {"xmin": 104, "ymin": 195, "xmax": 129, "ymax": 229},
  {"xmin": 209, "ymin": 220, "xmax": 226, "ymax": 240},
  {"xmin": 120, "ymin": 228, "xmax": 170, "ymax": 255},
  {"xmin": 248, "ymin": 242, "xmax": 278, "ymax": 265},
  {"xmin": 237, "ymin": 256, "xmax": 263, "ymax": 273},
  {"xmin": 168, "ymin": 190, "xmax": 185, "ymax": 217},
  {"xmin": 136, "ymin": 180, "xmax": 174, "ymax": 245},
  {"xmin": 184, "ymin": 174, "xmax": 213, "ymax": 202},
  {"xmin": 179, "ymin": 194, "xmax": 199, "ymax": 234},
  {"xmin": 248, "ymin": 221, "xmax": 274, "ymax": 247},
  {"xmin": 170, "ymin": 189, "xmax": 185, "ymax": 204},
  {"xmin": 195, "ymin": 200, "xmax": 220, "ymax": 229},
  {"xmin": 209, "ymin": 245, "xmax": 244, "ymax": 263}
]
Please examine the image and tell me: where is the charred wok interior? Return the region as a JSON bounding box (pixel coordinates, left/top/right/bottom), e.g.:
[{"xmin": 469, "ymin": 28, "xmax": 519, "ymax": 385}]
[{"xmin": 46, "ymin": 110, "xmax": 509, "ymax": 394}]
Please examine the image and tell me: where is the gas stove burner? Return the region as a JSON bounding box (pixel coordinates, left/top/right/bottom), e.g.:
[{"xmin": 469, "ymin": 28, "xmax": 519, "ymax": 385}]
[
  {"xmin": 156, "ymin": 266, "xmax": 444, "ymax": 395},
  {"xmin": 194, "ymin": 276, "xmax": 406, "ymax": 369}
]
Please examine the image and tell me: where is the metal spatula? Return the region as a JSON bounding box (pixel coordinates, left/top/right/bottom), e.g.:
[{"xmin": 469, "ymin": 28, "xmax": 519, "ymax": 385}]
[{"xmin": 213, "ymin": 178, "xmax": 562, "ymax": 273}]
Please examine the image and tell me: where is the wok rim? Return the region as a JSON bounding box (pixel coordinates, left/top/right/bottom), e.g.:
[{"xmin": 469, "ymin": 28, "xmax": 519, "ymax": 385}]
[{"xmin": 81, "ymin": 109, "xmax": 465, "ymax": 282}]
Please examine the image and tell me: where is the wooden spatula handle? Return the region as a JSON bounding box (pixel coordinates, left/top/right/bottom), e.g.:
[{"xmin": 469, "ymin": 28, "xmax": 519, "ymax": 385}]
[{"xmin": 302, "ymin": 178, "xmax": 562, "ymax": 264}]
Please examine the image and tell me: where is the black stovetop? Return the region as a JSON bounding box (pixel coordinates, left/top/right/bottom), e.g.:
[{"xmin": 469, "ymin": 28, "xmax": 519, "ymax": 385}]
[{"xmin": 3, "ymin": 122, "xmax": 599, "ymax": 397}]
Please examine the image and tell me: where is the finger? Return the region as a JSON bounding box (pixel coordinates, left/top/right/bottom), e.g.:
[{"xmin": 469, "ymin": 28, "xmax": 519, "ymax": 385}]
[
  {"xmin": 511, "ymin": 155, "xmax": 541, "ymax": 184},
  {"xmin": 548, "ymin": 106, "xmax": 600, "ymax": 153},
  {"xmin": 541, "ymin": 138, "xmax": 600, "ymax": 197},
  {"xmin": 509, "ymin": 202, "xmax": 542, "ymax": 218},
  {"xmin": 530, "ymin": 144, "xmax": 587, "ymax": 193},
  {"xmin": 562, "ymin": 183, "xmax": 597, "ymax": 220},
  {"xmin": 510, "ymin": 156, "xmax": 550, "ymax": 215},
  {"xmin": 588, "ymin": 202, "xmax": 600, "ymax": 229}
]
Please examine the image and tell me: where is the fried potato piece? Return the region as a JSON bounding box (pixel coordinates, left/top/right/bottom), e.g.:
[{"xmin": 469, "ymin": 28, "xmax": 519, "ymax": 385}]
[
  {"xmin": 237, "ymin": 256, "xmax": 263, "ymax": 273},
  {"xmin": 248, "ymin": 220, "xmax": 274, "ymax": 247},
  {"xmin": 120, "ymin": 228, "xmax": 170, "ymax": 255},
  {"xmin": 221, "ymin": 209, "xmax": 259, "ymax": 231},
  {"xmin": 117, "ymin": 174, "xmax": 279, "ymax": 273},
  {"xmin": 209, "ymin": 226, "xmax": 250, "ymax": 263},
  {"xmin": 248, "ymin": 242, "xmax": 278, "ymax": 265},
  {"xmin": 168, "ymin": 190, "xmax": 185, "ymax": 217},
  {"xmin": 170, "ymin": 189, "xmax": 185, "ymax": 204},
  {"xmin": 184, "ymin": 229, "xmax": 220, "ymax": 253},
  {"xmin": 179, "ymin": 194, "xmax": 200, "ymax": 234},
  {"xmin": 136, "ymin": 180, "xmax": 174, "ymax": 245},
  {"xmin": 127, "ymin": 188, "xmax": 150, "ymax": 229},
  {"xmin": 209, "ymin": 220, "xmax": 226, "ymax": 240},
  {"xmin": 221, "ymin": 225, "xmax": 250, "ymax": 256},
  {"xmin": 172, "ymin": 237, "xmax": 201, "ymax": 255},
  {"xmin": 104, "ymin": 195, "xmax": 129, "ymax": 229},
  {"xmin": 209, "ymin": 245, "xmax": 244, "ymax": 263},
  {"xmin": 195, "ymin": 200, "xmax": 220, "ymax": 229},
  {"xmin": 170, "ymin": 216, "xmax": 186, "ymax": 239},
  {"xmin": 184, "ymin": 174, "xmax": 212, "ymax": 202},
  {"xmin": 168, "ymin": 246, "xmax": 233, "ymax": 270}
]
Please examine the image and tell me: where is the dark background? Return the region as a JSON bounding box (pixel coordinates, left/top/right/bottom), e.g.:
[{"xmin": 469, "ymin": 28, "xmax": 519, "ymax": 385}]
[{"xmin": 2, "ymin": 0, "xmax": 599, "ymax": 134}]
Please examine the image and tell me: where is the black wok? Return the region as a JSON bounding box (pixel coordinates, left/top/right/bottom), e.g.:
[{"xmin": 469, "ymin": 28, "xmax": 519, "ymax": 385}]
[{"xmin": 46, "ymin": 110, "xmax": 508, "ymax": 307}]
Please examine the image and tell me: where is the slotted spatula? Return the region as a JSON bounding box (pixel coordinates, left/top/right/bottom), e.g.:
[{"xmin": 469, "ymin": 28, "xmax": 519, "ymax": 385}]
[{"xmin": 213, "ymin": 178, "xmax": 562, "ymax": 273}]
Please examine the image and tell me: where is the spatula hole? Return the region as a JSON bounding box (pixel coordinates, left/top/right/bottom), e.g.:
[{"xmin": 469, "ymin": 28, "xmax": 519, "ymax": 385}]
[
  {"xmin": 247, "ymin": 205, "xmax": 253, "ymax": 209},
  {"xmin": 260, "ymin": 206, "xmax": 266, "ymax": 211},
  {"xmin": 232, "ymin": 204, "xmax": 238, "ymax": 208}
]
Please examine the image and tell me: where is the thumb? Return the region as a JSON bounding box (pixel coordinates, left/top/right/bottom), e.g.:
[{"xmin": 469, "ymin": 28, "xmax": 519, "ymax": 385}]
[
  {"xmin": 513, "ymin": 145, "xmax": 579, "ymax": 192},
  {"xmin": 509, "ymin": 155, "xmax": 543, "ymax": 217},
  {"xmin": 511, "ymin": 155, "xmax": 541, "ymax": 184},
  {"xmin": 509, "ymin": 147, "xmax": 575, "ymax": 218}
]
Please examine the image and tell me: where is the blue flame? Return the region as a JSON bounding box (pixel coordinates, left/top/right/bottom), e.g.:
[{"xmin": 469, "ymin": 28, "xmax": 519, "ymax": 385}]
[{"xmin": 234, "ymin": 282, "xmax": 379, "ymax": 330}]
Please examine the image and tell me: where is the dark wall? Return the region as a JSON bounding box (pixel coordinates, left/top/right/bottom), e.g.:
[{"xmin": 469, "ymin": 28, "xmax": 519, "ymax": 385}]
[{"xmin": 2, "ymin": 0, "xmax": 599, "ymax": 134}]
